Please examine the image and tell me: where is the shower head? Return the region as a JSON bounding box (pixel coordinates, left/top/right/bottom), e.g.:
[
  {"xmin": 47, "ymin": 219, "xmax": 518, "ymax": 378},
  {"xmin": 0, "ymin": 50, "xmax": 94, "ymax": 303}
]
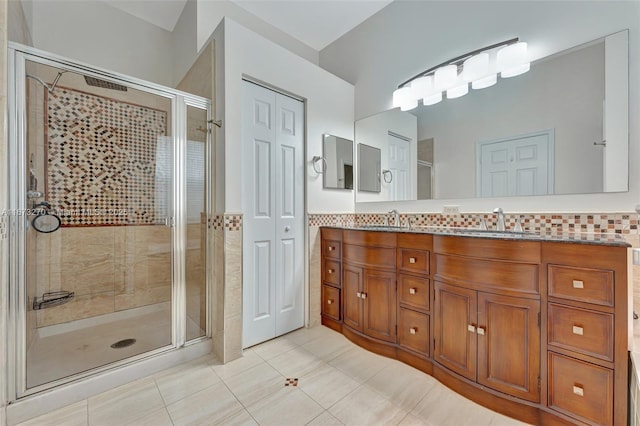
[
  {"xmin": 25, "ymin": 72, "xmax": 64, "ymax": 93},
  {"xmin": 84, "ymin": 76, "xmax": 128, "ymax": 91}
]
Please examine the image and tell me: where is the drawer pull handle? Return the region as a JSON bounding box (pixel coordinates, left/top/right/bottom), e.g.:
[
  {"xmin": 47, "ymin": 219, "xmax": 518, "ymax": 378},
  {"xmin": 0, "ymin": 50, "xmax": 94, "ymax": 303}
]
[
  {"xmin": 573, "ymin": 385, "xmax": 584, "ymax": 397},
  {"xmin": 409, "ymin": 257, "xmax": 417, "ymax": 264},
  {"xmin": 477, "ymin": 327, "xmax": 486, "ymax": 336},
  {"xmin": 409, "ymin": 327, "xmax": 417, "ymax": 335},
  {"xmin": 361, "ymin": 293, "xmax": 367, "ymax": 299},
  {"xmin": 572, "ymin": 325, "xmax": 584, "ymax": 335},
  {"xmin": 572, "ymin": 280, "xmax": 584, "ymax": 289},
  {"xmin": 327, "ymin": 299, "xmax": 333, "ymax": 305},
  {"xmin": 356, "ymin": 292, "xmax": 362, "ymax": 298},
  {"xmin": 328, "ymin": 269, "xmax": 334, "ymax": 274},
  {"xmin": 468, "ymin": 324, "xmax": 476, "ymax": 333},
  {"xmin": 409, "ymin": 288, "xmax": 417, "ymax": 295},
  {"xmin": 328, "ymin": 246, "xmax": 334, "ymax": 251}
]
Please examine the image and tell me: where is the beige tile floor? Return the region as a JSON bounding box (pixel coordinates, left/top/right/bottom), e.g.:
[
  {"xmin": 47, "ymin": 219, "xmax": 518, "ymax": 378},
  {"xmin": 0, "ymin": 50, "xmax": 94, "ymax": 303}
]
[{"xmin": 17, "ymin": 326, "xmax": 530, "ymax": 426}]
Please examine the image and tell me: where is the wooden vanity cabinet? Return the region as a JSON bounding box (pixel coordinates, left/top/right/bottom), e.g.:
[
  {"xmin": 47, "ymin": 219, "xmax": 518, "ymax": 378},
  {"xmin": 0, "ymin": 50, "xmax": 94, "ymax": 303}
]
[
  {"xmin": 321, "ymin": 228, "xmax": 343, "ymax": 328},
  {"xmin": 543, "ymin": 242, "xmax": 628, "ymax": 426},
  {"xmin": 433, "ymin": 236, "xmax": 541, "ymax": 403},
  {"xmin": 397, "ymin": 233, "xmax": 432, "ymax": 358},
  {"xmin": 341, "ymin": 230, "xmax": 397, "ymax": 343},
  {"xmin": 319, "ymin": 227, "xmax": 629, "ymax": 426}
]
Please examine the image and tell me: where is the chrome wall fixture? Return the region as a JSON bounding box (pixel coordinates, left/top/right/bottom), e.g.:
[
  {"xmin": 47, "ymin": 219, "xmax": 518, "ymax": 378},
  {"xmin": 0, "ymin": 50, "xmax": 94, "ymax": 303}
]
[
  {"xmin": 393, "ymin": 38, "xmax": 530, "ymax": 111},
  {"xmin": 312, "ymin": 155, "xmax": 327, "ymax": 174}
]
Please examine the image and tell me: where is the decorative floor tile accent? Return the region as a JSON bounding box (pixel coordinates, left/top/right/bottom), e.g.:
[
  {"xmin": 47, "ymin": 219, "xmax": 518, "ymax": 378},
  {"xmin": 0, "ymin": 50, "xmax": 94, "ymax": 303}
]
[
  {"xmin": 284, "ymin": 378, "xmax": 298, "ymax": 387},
  {"xmin": 46, "ymin": 87, "xmax": 167, "ymax": 226}
]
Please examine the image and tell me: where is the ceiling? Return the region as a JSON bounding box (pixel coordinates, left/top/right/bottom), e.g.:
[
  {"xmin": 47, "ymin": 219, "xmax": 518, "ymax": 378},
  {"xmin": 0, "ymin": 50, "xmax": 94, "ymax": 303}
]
[{"xmin": 102, "ymin": 0, "xmax": 393, "ymax": 50}]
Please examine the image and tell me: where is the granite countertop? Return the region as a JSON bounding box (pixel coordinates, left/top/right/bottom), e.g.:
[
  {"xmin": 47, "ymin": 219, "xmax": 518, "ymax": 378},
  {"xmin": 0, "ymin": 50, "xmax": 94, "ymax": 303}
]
[{"xmin": 324, "ymin": 225, "xmax": 631, "ymax": 247}]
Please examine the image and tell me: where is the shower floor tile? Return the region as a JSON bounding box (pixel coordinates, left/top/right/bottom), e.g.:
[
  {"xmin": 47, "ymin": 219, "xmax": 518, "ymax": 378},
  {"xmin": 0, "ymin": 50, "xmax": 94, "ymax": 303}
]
[
  {"xmin": 27, "ymin": 306, "xmax": 173, "ymax": 388},
  {"xmin": 16, "ymin": 326, "xmax": 532, "ymax": 426}
]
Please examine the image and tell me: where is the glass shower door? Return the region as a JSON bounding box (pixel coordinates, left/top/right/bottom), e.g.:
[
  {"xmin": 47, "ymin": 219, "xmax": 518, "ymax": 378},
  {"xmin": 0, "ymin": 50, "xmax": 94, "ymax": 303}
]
[{"xmin": 21, "ymin": 58, "xmax": 176, "ymax": 390}]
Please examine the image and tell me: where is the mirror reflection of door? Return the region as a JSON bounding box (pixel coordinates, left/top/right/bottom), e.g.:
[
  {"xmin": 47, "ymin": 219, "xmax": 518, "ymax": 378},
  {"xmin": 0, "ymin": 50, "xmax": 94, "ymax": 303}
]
[
  {"xmin": 387, "ymin": 132, "xmax": 411, "ymax": 200},
  {"xmin": 476, "ymin": 130, "xmax": 554, "ymax": 197}
]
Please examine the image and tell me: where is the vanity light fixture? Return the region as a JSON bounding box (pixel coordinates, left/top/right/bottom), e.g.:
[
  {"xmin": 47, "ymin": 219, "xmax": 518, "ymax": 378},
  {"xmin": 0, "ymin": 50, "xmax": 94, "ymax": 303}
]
[{"xmin": 392, "ymin": 38, "xmax": 529, "ymax": 110}]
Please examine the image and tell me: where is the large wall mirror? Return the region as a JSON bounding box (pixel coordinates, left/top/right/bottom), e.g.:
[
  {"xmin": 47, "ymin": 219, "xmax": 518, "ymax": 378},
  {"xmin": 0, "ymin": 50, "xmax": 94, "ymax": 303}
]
[
  {"xmin": 323, "ymin": 134, "xmax": 354, "ymax": 190},
  {"xmin": 355, "ymin": 30, "xmax": 629, "ymax": 203}
]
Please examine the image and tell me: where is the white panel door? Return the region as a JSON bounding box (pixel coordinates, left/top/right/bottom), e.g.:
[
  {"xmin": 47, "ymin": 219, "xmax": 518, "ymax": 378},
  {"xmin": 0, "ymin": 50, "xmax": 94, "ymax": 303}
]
[
  {"xmin": 478, "ymin": 131, "xmax": 554, "ymax": 197},
  {"xmin": 242, "ymin": 81, "xmax": 304, "ymax": 348},
  {"xmin": 242, "ymin": 83, "xmax": 277, "ymax": 347},
  {"xmin": 274, "ymin": 94, "xmax": 304, "ymax": 336},
  {"xmin": 388, "ymin": 133, "xmax": 411, "ymax": 201}
]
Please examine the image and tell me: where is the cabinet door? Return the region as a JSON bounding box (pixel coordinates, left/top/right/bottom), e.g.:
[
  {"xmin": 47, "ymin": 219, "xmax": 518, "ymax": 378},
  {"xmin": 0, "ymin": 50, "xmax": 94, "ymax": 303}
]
[
  {"xmin": 343, "ymin": 264, "xmax": 363, "ymax": 332},
  {"xmin": 434, "ymin": 281, "xmax": 477, "ymax": 381},
  {"xmin": 363, "ymin": 269, "xmax": 397, "ymax": 343},
  {"xmin": 477, "ymin": 293, "xmax": 540, "ymax": 403}
]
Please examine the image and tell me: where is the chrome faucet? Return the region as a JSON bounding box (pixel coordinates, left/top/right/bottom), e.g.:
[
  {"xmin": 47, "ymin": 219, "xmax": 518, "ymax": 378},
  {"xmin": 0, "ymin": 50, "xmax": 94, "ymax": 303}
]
[
  {"xmin": 493, "ymin": 207, "xmax": 505, "ymax": 231},
  {"xmin": 388, "ymin": 209, "xmax": 400, "ymax": 227}
]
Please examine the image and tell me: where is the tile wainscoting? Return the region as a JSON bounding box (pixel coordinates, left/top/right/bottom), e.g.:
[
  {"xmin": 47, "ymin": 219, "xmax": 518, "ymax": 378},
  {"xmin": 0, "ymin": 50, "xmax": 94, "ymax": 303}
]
[{"xmin": 212, "ymin": 214, "xmax": 243, "ymax": 363}]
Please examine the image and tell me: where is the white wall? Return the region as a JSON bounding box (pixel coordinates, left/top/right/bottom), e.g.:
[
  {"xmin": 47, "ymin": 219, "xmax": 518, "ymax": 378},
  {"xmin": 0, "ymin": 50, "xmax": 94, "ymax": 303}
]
[
  {"xmin": 25, "ymin": 0, "xmax": 174, "ymax": 86},
  {"xmin": 8, "ymin": 0, "xmax": 32, "ymax": 45},
  {"xmin": 320, "ymin": 1, "xmax": 640, "ymax": 213},
  {"xmin": 212, "ymin": 18, "xmax": 354, "ymax": 214},
  {"xmin": 355, "ymin": 109, "xmax": 417, "ymax": 203},
  {"xmin": 172, "ymin": 0, "xmax": 200, "ymax": 87},
  {"xmin": 197, "ymin": 0, "xmax": 318, "ymax": 66}
]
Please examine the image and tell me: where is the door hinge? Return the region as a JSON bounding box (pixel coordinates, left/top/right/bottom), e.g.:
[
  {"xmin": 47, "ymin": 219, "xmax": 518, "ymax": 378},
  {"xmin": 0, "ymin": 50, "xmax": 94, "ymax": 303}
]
[
  {"xmin": 538, "ymin": 376, "xmax": 541, "ymax": 390},
  {"xmin": 538, "ymin": 312, "xmax": 541, "ymax": 327},
  {"xmin": 395, "ymin": 324, "xmax": 397, "ymax": 334}
]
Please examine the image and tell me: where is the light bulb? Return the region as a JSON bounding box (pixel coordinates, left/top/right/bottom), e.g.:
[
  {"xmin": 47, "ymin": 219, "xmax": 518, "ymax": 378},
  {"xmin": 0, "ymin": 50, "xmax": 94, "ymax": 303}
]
[
  {"xmin": 409, "ymin": 76, "xmax": 433, "ymax": 99},
  {"xmin": 497, "ymin": 41, "xmax": 530, "ymax": 78},
  {"xmin": 463, "ymin": 53, "xmax": 489, "ymax": 82},
  {"xmin": 392, "ymin": 87, "xmax": 413, "ymax": 109},
  {"xmin": 447, "ymin": 83, "xmax": 469, "ymax": 99},
  {"xmin": 423, "ymin": 92, "xmax": 442, "ymax": 106},
  {"xmin": 434, "ymin": 65, "xmax": 458, "ymax": 91},
  {"xmin": 472, "ymin": 74, "xmax": 497, "ymax": 89}
]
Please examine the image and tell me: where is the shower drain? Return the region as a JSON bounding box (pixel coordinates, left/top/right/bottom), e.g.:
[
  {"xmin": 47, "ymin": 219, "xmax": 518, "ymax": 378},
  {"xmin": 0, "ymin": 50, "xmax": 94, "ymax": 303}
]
[{"xmin": 110, "ymin": 338, "xmax": 136, "ymax": 349}]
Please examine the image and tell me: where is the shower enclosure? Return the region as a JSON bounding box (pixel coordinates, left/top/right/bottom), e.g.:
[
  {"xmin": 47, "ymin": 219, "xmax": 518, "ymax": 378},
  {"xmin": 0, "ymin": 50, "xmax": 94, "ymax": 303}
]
[{"xmin": 7, "ymin": 44, "xmax": 211, "ymax": 397}]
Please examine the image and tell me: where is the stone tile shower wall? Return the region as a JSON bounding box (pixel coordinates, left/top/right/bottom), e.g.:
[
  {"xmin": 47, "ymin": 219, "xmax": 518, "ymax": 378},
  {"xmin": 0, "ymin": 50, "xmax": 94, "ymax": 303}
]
[
  {"xmin": 46, "ymin": 87, "xmax": 167, "ymax": 226},
  {"xmin": 31, "ymin": 86, "xmax": 172, "ymax": 328}
]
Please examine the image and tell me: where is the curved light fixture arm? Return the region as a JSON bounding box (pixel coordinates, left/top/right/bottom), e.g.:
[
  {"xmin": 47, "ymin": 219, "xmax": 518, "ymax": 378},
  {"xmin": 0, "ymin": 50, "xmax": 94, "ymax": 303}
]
[
  {"xmin": 397, "ymin": 37, "xmax": 520, "ymax": 89},
  {"xmin": 382, "ymin": 169, "xmax": 393, "ymax": 183}
]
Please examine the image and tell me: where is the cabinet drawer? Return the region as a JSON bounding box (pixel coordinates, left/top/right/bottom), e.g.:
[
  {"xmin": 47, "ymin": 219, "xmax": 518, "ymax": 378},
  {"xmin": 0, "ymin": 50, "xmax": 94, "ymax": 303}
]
[
  {"xmin": 343, "ymin": 244, "xmax": 396, "ymax": 269},
  {"xmin": 398, "ymin": 308, "xmax": 430, "ymax": 357},
  {"xmin": 548, "ymin": 265, "xmax": 614, "ymax": 307},
  {"xmin": 548, "ymin": 352, "xmax": 613, "ymax": 426},
  {"xmin": 398, "ymin": 248, "xmax": 430, "ymax": 275},
  {"xmin": 548, "ymin": 304, "xmax": 614, "ymax": 362},
  {"xmin": 323, "ymin": 239, "xmax": 341, "ymax": 260},
  {"xmin": 398, "ymin": 274, "xmax": 430, "ymax": 312},
  {"xmin": 322, "ymin": 285, "xmax": 340, "ymax": 321},
  {"xmin": 323, "ymin": 260, "xmax": 341, "ymax": 286},
  {"xmin": 436, "ymin": 254, "xmax": 538, "ymax": 294}
]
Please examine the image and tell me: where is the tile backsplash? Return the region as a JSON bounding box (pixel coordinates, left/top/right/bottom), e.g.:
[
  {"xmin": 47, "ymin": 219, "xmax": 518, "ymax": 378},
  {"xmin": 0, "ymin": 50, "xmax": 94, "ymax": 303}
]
[{"xmin": 309, "ymin": 212, "xmax": 639, "ymax": 235}]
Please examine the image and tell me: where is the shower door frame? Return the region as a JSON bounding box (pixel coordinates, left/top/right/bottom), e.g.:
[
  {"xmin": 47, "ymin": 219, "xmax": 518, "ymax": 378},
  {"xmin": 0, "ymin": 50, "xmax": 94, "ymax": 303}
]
[{"xmin": 7, "ymin": 43, "xmax": 212, "ymax": 399}]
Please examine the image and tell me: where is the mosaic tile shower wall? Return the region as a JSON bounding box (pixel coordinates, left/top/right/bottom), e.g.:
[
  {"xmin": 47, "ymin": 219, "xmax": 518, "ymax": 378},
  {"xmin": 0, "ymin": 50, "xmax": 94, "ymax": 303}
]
[{"xmin": 46, "ymin": 87, "xmax": 167, "ymax": 226}]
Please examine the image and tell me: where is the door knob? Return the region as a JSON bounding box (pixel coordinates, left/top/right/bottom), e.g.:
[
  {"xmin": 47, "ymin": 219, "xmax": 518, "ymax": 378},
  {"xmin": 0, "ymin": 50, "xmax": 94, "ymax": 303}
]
[{"xmin": 285, "ymin": 226, "xmax": 291, "ymax": 232}]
